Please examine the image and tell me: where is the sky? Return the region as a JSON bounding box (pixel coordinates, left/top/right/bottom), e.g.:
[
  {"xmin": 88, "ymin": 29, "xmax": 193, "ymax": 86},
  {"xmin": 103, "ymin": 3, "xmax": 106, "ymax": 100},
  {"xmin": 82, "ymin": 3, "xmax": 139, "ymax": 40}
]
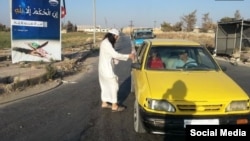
[{"xmin": 1, "ymin": 0, "xmax": 249, "ymax": 29}]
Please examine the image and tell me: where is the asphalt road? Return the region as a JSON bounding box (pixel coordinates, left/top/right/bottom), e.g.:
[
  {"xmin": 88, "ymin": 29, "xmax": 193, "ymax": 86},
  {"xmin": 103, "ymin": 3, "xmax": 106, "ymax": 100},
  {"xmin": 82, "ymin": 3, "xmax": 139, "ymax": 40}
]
[
  {"xmin": 0, "ymin": 35, "xmax": 249, "ymax": 141},
  {"xmin": 216, "ymin": 59, "xmax": 250, "ymax": 96}
]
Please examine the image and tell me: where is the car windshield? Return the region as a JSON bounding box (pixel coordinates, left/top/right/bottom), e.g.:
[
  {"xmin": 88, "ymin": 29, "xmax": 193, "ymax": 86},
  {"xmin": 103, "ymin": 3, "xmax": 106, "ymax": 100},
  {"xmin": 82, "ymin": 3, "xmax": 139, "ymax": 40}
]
[
  {"xmin": 134, "ymin": 31, "xmax": 153, "ymax": 39},
  {"xmin": 146, "ymin": 46, "xmax": 220, "ymax": 71}
]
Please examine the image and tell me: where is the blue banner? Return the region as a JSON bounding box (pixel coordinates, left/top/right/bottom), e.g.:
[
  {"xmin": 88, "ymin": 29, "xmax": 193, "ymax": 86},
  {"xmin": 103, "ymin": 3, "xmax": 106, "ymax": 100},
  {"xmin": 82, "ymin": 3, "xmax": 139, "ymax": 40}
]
[{"xmin": 11, "ymin": 0, "xmax": 61, "ymax": 63}]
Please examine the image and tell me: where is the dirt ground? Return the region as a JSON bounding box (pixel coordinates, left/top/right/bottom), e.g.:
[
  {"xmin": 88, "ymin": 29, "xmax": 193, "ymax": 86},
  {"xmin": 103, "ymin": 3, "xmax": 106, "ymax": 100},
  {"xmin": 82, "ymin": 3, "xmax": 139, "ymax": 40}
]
[
  {"xmin": 0, "ymin": 48, "xmax": 95, "ymax": 103},
  {"xmin": 0, "ymin": 50, "xmax": 96, "ymax": 105}
]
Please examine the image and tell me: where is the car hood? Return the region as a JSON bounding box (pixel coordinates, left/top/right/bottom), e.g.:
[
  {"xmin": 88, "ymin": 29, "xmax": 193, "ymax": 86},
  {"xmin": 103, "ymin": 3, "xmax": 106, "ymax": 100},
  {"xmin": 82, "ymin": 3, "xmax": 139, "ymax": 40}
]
[{"xmin": 145, "ymin": 71, "xmax": 248, "ymax": 101}]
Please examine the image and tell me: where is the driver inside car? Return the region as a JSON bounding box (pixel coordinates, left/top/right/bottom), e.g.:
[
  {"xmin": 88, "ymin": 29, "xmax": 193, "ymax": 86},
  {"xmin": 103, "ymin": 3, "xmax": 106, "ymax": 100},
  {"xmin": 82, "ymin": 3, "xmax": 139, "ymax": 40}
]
[{"xmin": 172, "ymin": 50, "xmax": 197, "ymax": 69}]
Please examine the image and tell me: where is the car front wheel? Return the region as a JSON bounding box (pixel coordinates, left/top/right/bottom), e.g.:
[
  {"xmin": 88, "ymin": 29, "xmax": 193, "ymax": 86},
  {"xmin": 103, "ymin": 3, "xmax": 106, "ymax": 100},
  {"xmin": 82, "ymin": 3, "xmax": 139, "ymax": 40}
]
[{"xmin": 134, "ymin": 100, "xmax": 146, "ymax": 133}]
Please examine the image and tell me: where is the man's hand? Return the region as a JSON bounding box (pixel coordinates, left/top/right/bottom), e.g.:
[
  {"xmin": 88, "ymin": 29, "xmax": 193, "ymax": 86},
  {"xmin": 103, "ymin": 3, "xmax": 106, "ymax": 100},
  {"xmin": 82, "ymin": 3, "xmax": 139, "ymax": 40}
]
[{"xmin": 129, "ymin": 53, "xmax": 135, "ymax": 61}]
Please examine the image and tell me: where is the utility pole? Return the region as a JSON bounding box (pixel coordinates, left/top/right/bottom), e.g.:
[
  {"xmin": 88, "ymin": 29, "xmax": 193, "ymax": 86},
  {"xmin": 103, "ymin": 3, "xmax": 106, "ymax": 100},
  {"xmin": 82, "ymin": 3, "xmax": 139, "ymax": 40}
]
[
  {"xmin": 129, "ymin": 20, "xmax": 134, "ymax": 34},
  {"xmin": 93, "ymin": 0, "xmax": 96, "ymax": 47},
  {"xmin": 104, "ymin": 17, "xmax": 107, "ymax": 28},
  {"xmin": 154, "ymin": 20, "xmax": 157, "ymax": 29}
]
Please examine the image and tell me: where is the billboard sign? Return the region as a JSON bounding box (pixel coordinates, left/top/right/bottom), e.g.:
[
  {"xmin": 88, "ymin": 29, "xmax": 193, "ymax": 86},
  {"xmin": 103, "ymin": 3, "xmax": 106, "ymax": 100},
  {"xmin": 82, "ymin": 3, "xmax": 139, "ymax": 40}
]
[{"xmin": 11, "ymin": 0, "xmax": 61, "ymax": 63}]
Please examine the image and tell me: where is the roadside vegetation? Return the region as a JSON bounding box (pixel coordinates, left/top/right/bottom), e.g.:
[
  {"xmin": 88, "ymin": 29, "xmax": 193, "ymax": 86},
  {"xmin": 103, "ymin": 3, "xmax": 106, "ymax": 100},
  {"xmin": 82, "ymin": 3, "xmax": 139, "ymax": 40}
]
[
  {"xmin": 156, "ymin": 10, "xmax": 243, "ymax": 32},
  {"xmin": 155, "ymin": 32, "xmax": 214, "ymax": 48},
  {"xmin": 0, "ymin": 31, "xmax": 105, "ymax": 50},
  {"xmin": 0, "ymin": 32, "xmax": 11, "ymax": 49},
  {"xmin": 62, "ymin": 32, "xmax": 105, "ymax": 48},
  {"xmin": 0, "ymin": 31, "xmax": 214, "ymax": 52},
  {"xmin": 0, "ymin": 9, "xmax": 245, "ymax": 50}
]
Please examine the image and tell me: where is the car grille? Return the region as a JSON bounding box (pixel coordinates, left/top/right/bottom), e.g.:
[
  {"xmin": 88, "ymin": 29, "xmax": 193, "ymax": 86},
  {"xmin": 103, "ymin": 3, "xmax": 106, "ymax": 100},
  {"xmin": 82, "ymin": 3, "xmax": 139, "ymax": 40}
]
[{"xmin": 177, "ymin": 104, "xmax": 223, "ymax": 112}]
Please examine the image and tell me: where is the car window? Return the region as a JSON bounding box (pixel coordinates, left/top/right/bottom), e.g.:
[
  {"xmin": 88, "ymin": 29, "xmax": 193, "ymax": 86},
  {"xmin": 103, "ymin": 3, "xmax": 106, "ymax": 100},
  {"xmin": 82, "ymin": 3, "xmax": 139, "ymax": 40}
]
[
  {"xmin": 135, "ymin": 31, "xmax": 153, "ymax": 39},
  {"xmin": 196, "ymin": 48, "xmax": 218, "ymax": 69},
  {"xmin": 145, "ymin": 46, "xmax": 220, "ymax": 71}
]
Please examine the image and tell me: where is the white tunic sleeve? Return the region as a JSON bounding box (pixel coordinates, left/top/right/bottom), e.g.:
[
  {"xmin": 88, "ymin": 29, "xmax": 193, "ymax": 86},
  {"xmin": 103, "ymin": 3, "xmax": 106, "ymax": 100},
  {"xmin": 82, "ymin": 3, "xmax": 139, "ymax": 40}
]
[{"xmin": 98, "ymin": 39, "xmax": 130, "ymax": 78}]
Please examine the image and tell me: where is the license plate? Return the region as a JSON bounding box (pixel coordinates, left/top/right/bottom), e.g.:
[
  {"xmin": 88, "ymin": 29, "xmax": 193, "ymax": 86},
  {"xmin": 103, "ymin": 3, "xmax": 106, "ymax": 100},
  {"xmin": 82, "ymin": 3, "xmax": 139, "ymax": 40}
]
[{"xmin": 184, "ymin": 119, "xmax": 219, "ymax": 128}]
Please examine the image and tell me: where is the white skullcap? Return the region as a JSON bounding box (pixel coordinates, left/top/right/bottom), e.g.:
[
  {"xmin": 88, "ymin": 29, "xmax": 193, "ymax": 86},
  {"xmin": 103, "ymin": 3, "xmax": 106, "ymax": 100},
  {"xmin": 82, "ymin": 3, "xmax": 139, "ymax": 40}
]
[{"xmin": 108, "ymin": 28, "xmax": 119, "ymax": 36}]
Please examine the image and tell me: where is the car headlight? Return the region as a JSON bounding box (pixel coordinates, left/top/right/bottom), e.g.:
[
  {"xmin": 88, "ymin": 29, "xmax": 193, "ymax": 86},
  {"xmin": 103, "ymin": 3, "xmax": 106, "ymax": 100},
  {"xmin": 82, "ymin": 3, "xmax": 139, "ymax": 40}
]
[
  {"xmin": 226, "ymin": 100, "xmax": 249, "ymax": 112},
  {"xmin": 147, "ymin": 99, "xmax": 176, "ymax": 112}
]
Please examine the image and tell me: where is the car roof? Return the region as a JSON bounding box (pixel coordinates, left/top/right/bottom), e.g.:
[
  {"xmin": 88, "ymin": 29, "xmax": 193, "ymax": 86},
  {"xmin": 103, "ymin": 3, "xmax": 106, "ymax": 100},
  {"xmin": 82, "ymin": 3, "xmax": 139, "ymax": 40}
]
[{"xmin": 144, "ymin": 38, "xmax": 201, "ymax": 46}]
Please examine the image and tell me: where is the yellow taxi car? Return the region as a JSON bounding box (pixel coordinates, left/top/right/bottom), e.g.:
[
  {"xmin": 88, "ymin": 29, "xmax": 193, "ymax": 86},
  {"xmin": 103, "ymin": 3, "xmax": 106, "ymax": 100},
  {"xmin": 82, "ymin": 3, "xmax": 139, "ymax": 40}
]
[{"xmin": 131, "ymin": 39, "xmax": 250, "ymax": 134}]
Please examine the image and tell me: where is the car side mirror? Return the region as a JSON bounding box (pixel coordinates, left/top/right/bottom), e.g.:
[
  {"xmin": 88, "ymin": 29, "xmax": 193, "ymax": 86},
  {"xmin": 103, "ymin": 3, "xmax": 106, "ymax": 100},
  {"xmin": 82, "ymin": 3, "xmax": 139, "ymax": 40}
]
[{"xmin": 131, "ymin": 63, "xmax": 141, "ymax": 69}]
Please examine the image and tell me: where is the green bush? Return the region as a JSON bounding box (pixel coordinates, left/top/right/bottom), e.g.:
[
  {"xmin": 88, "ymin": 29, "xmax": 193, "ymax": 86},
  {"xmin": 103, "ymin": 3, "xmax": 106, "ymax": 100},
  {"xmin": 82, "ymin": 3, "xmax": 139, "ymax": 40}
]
[
  {"xmin": 45, "ymin": 63, "xmax": 57, "ymax": 80},
  {"xmin": 0, "ymin": 32, "xmax": 11, "ymax": 49}
]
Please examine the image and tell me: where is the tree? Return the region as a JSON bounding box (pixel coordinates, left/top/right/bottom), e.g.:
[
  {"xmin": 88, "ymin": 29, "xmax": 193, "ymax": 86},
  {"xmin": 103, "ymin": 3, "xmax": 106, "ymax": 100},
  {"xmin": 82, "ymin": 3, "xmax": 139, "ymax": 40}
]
[
  {"xmin": 160, "ymin": 22, "xmax": 173, "ymax": 32},
  {"xmin": 181, "ymin": 10, "xmax": 197, "ymax": 32},
  {"xmin": 201, "ymin": 13, "xmax": 214, "ymax": 32},
  {"xmin": 66, "ymin": 21, "xmax": 74, "ymax": 32},
  {"xmin": 0, "ymin": 23, "xmax": 6, "ymax": 31},
  {"xmin": 220, "ymin": 10, "xmax": 242, "ymax": 22},
  {"xmin": 220, "ymin": 17, "xmax": 234, "ymax": 22},
  {"xmin": 172, "ymin": 21, "xmax": 183, "ymax": 31},
  {"xmin": 74, "ymin": 24, "xmax": 77, "ymax": 32},
  {"xmin": 160, "ymin": 21, "xmax": 183, "ymax": 32},
  {"xmin": 234, "ymin": 10, "xmax": 241, "ymax": 20}
]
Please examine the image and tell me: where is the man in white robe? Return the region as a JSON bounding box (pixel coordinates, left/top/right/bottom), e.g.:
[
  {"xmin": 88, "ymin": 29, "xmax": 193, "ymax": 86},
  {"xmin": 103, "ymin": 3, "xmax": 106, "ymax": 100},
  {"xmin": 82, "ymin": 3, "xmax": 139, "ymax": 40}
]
[{"xmin": 98, "ymin": 28, "xmax": 134, "ymax": 112}]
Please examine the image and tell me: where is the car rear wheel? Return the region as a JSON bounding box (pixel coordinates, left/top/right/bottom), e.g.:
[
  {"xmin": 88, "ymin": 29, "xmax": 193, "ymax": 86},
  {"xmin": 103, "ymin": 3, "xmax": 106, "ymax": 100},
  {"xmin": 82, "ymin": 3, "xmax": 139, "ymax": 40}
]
[{"xmin": 134, "ymin": 100, "xmax": 146, "ymax": 133}]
